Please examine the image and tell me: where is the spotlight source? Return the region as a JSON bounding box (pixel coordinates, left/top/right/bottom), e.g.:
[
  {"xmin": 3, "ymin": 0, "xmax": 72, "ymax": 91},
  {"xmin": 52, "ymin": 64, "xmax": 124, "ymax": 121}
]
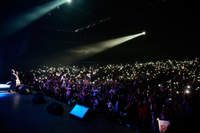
[
  {"xmin": 66, "ymin": 0, "xmax": 72, "ymax": 4},
  {"xmin": 142, "ymin": 31, "xmax": 146, "ymax": 35},
  {"xmin": 0, "ymin": 0, "xmax": 70, "ymax": 39}
]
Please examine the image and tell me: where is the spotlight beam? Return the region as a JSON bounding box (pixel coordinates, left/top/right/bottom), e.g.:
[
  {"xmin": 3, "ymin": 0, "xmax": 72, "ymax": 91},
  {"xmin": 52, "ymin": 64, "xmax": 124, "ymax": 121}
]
[
  {"xmin": 71, "ymin": 32, "xmax": 145, "ymax": 55},
  {"xmin": 58, "ymin": 31, "xmax": 146, "ymax": 63},
  {"xmin": 0, "ymin": 0, "xmax": 69, "ymax": 39}
]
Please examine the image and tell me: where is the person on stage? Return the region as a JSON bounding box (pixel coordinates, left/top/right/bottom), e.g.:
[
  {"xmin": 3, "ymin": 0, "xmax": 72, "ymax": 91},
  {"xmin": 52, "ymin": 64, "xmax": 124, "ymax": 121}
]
[
  {"xmin": 15, "ymin": 71, "xmax": 21, "ymax": 90},
  {"xmin": 8, "ymin": 69, "xmax": 17, "ymax": 93}
]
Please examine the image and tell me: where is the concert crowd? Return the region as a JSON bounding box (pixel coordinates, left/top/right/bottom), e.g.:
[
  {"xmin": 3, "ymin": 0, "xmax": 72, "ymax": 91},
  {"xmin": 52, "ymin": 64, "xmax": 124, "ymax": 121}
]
[{"xmin": 20, "ymin": 58, "xmax": 199, "ymax": 133}]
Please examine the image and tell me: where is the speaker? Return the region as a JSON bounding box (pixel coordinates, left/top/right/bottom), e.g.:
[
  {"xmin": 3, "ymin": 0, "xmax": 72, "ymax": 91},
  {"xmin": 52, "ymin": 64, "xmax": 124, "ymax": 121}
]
[
  {"xmin": 47, "ymin": 102, "xmax": 64, "ymax": 116},
  {"xmin": 32, "ymin": 93, "xmax": 45, "ymax": 104},
  {"xmin": 69, "ymin": 104, "xmax": 89, "ymax": 119}
]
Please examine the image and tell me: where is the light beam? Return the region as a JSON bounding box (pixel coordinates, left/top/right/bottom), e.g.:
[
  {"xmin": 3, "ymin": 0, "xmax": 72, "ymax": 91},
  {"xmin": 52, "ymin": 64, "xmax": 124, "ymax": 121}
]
[
  {"xmin": 0, "ymin": 0, "xmax": 69, "ymax": 39},
  {"xmin": 59, "ymin": 31, "xmax": 146, "ymax": 63}
]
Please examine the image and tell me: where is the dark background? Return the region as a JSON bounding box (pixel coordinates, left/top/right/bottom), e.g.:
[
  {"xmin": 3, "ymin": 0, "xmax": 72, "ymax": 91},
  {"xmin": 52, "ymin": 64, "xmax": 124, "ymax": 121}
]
[{"xmin": 0, "ymin": 0, "xmax": 199, "ymax": 81}]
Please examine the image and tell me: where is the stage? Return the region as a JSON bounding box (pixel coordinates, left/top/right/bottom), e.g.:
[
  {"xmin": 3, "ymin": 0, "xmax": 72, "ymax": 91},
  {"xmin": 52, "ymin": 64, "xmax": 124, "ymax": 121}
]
[{"xmin": 0, "ymin": 90, "xmax": 135, "ymax": 133}]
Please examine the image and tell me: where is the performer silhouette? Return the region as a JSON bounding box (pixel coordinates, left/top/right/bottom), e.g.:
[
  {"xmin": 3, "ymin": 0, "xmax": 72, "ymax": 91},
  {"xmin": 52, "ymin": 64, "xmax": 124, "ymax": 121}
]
[{"xmin": 8, "ymin": 69, "xmax": 17, "ymax": 92}]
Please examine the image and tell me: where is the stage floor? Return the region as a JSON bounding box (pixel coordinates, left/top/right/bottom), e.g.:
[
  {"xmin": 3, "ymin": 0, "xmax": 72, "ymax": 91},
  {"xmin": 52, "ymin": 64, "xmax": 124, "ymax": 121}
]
[{"xmin": 0, "ymin": 92, "xmax": 135, "ymax": 133}]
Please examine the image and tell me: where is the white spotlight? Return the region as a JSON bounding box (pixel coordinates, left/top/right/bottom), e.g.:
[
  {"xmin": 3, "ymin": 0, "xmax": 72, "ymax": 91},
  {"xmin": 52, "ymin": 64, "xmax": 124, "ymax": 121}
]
[
  {"xmin": 142, "ymin": 31, "xmax": 146, "ymax": 35},
  {"xmin": 61, "ymin": 31, "xmax": 147, "ymax": 63},
  {"xmin": 66, "ymin": 0, "xmax": 72, "ymax": 4}
]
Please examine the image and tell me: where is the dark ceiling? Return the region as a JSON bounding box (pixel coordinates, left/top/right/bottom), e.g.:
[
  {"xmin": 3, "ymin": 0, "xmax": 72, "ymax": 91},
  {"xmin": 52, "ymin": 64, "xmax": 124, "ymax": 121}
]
[{"xmin": 0, "ymin": 0, "xmax": 198, "ymax": 80}]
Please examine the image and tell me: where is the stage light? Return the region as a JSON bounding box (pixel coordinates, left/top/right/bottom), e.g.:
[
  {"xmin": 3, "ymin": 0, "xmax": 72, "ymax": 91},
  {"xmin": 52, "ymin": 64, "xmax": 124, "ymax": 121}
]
[
  {"xmin": 66, "ymin": 0, "xmax": 72, "ymax": 4},
  {"xmin": 0, "ymin": 0, "xmax": 69, "ymax": 39},
  {"xmin": 58, "ymin": 31, "xmax": 146, "ymax": 63},
  {"xmin": 0, "ymin": 84, "xmax": 11, "ymax": 89},
  {"xmin": 142, "ymin": 31, "xmax": 146, "ymax": 35},
  {"xmin": 0, "ymin": 92, "xmax": 11, "ymax": 98},
  {"xmin": 0, "ymin": 93, "xmax": 8, "ymax": 98}
]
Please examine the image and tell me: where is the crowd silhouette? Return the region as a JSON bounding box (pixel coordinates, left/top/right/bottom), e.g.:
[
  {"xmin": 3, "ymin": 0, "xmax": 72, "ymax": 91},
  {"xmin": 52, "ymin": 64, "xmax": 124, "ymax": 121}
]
[{"xmin": 20, "ymin": 58, "xmax": 199, "ymax": 133}]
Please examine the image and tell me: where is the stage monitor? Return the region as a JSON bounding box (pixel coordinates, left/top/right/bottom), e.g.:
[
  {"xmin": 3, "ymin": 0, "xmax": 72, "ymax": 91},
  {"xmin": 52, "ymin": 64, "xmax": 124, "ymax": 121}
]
[{"xmin": 69, "ymin": 104, "xmax": 89, "ymax": 119}]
